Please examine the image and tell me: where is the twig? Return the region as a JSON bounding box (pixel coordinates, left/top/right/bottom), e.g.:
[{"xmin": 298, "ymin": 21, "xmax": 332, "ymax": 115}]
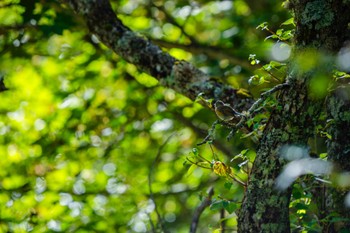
[
  {"xmin": 227, "ymin": 82, "xmax": 290, "ymax": 141},
  {"xmin": 228, "ymin": 174, "xmax": 247, "ymax": 187},
  {"xmin": 148, "ymin": 213, "xmax": 156, "ymax": 233},
  {"xmin": 150, "ymin": 3, "xmax": 252, "ymax": 69},
  {"xmin": 186, "ymin": 157, "xmax": 211, "ymax": 169},
  {"xmin": 248, "ymin": 82, "xmax": 290, "ymax": 114},
  {"xmin": 152, "ymin": 39, "xmax": 251, "ymax": 70},
  {"xmin": 220, "ymin": 209, "xmax": 226, "ymax": 233},
  {"xmin": 148, "ymin": 133, "xmax": 176, "ymax": 233},
  {"xmin": 189, "ymin": 187, "xmax": 215, "ymax": 233},
  {"xmin": 0, "ymin": 24, "xmax": 38, "ymax": 35},
  {"xmin": 198, "ymin": 81, "xmax": 289, "ymax": 144},
  {"xmin": 0, "ymin": 77, "xmax": 8, "ymax": 92},
  {"xmin": 197, "ymin": 120, "xmax": 219, "ymax": 146},
  {"xmin": 172, "ymin": 112, "xmax": 233, "ymax": 157},
  {"xmin": 262, "ymin": 67, "xmax": 282, "ymax": 83},
  {"xmin": 150, "ymin": 2, "xmax": 196, "ymax": 43},
  {"xmin": 209, "ymin": 143, "xmax": 219, "ymax": 161},
  {"xmin": 226, "ymin": 83, "xmax": 288, "ymax": 140},
  {"xmin": 264, "ymin": 27, "xmax": 291, "ymax": 46}
]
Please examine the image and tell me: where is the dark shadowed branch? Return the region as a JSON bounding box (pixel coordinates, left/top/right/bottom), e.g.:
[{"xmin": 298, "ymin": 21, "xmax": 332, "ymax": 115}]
[
  {"xmin": 189, "ymin": 187, "xmax": 214, "ymax": 233},
  {"xmin": 148, "ymin": 134, "xmax": 176, "ymax": 233}
]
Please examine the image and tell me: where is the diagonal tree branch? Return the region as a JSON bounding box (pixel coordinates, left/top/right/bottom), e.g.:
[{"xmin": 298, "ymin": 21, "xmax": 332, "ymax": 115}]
[{"xmin": 61, "ymin": 0, "xmax": 254, "ymax": 111}]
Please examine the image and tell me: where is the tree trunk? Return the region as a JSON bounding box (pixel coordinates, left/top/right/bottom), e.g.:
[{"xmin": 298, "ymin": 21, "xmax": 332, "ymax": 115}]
[
  {"xmin": 238, "ymin": 0, "xmax": 350, "ymax": 232},
  {"xmin": 237, "ymin": 71, "xmax": 323, "ymax": 233},
  {"xmin": 325, "ymin": 83, "xmax": 350, "ymax": 232}
]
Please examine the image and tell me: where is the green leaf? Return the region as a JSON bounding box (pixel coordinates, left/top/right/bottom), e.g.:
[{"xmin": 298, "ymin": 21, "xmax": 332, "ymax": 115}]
[
  {"xmin": 281, "ymin": 17, "xmax": 295, "ymax": 26},
  {"xmin": 198, "ymin": 192, "xmax": 203, "ymax": 201},
  {"xmin": 258, "ymin": 76, "xmax": 266, "ymax": 85},
  {"xmin": 292, "ymin": 189, "xmax": 302, "ymax": 199},
  {"xmin": 248, "ymin": 54, "xmax": 256, "ymax": 60},
  {"xmin": 256, "ymin": 22, "xmax": 268, "ymax": 30},
  {"xmin": 319, "ymin": 153, "xmax": 328, "ymax": 159},
  {"xmin": 187, "ymin": 164, "xmax": 197, "ymax": 176},
  {"xmin": 276, "ymin": 29, "xmax": 283, "ymax": 36},
  {"xmin": 192, "ymin": 148, "xmax": 199, "ymax": 156},
  {"xmin": 231, "ymin": 149, "xmax": 249, "ymax": 162},
  {"xmin": 210, "ymin": 200, "xmax": 224, "ymax": 211},
  {"xmin": 294, "ymin": 203, "xmax": 308, "ymax": 210},
  {"xmin": 224, "ymin": 181, "xmax": 233, "ymax": 190},
  {"xmin": 269, "ymin": 61, "xmax": 283, "ymax": 67},
  {"xmin": 223, "ymin": 201, "xmax": 238, "ymax": 214}
]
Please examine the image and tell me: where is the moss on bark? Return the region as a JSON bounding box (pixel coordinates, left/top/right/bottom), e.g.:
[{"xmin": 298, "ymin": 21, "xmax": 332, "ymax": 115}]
[{"xmin": 238, "ymin": 1, "xmax": 350, "ymax": 232}]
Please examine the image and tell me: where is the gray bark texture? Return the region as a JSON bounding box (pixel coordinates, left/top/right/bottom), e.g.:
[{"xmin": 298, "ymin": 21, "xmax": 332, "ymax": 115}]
[{"xmin": 325, "ymin": 83, "xmax": 350, "ymax": 232}]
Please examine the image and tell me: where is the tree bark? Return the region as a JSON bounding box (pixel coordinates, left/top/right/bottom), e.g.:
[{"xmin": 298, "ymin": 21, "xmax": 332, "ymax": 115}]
[
  {"xmin": 319, "ymin": 1, "xmax": 350, "ymax": 232},
  {"xmin": 325, "ymin": 84, "xmax": 350, "ymax": 232},
  {"xmin": 238, "ymin": 0, "xmax": 350, "ymax": 232},
  {"xmin": 237, "ymin": 72, "xmax": 323, "ymax": 232}
]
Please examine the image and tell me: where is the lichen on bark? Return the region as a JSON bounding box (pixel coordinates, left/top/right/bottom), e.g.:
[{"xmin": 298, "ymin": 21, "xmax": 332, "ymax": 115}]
[
  {"xmin": 324, "ymin": 84, "xmax": 350, "ymax": 232},
  {"xmin": 238, "ymin": 0, "xmax": 350, "ymax": 232},
  {"xmin": 301, "ymin": 0, "xmax": 334, "ymax": 30}
]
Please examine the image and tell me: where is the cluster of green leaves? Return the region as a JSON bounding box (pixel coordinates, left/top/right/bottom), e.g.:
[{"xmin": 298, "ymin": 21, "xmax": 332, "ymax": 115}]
[
  {"xmin": 289, "ymin": 183, "xmax": 321, "ymax": 232},
  {"xmin": 247, "ymin": 19, "xmax": 295, "ymax": 92},
  {"xmin": 184, "ymin": 146, "xmax": 247, "ymax": 231}
]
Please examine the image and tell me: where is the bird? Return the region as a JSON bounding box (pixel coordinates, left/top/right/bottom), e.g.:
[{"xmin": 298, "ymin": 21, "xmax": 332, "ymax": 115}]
[{"xmin": 214, "ymin": 100, "xmax": 244, "ymax": 124}]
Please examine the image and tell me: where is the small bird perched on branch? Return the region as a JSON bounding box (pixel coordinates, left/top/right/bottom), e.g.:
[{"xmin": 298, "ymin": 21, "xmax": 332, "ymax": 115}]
[{"xmin": 214, "ymin": 100, "xmax": 244, "ymax": 125}]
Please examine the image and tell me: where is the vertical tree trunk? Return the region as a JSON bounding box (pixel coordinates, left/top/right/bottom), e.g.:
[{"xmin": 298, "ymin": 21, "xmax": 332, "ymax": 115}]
[
  {"xmin": 237, "ymin": 72, "xmax": 323, "ymax": 233},
  {"xmin": 238, "ymin": 1, "xmax": 350, "ymax": 232},
  {"xmin": 325, "ymin": 84, "xmax": 350, "ymax": 232}
]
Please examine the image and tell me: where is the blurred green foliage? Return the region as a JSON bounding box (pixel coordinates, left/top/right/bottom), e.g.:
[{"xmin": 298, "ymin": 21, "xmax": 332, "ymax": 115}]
[{"xmin": 0, "ymin": 0, "xmax": 305, "ymax": 232}]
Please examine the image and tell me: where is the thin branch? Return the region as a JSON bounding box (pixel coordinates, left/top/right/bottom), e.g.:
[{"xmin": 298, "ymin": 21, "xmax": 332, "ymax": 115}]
[
  {"xmin": 152, "ymin": 39, "xmax": 251, "ymax": 70},
  {"xmin": 150, "ymin": 2, "xmax": 196, "ymax": 43},
  {"xmin": 172, "ymin": 112, "xmax": 233, "ymax": 157},
  {"xmin": 190, "ymin": 187, "xmax": 215, "ymax": 233},
  {"xmin": 148, "ymin": 213, "xmax": 156, "ymax": 233},
  {"xmin": 248, "ymin": 82, "xmax": 290, "ymax": 114},
  {"xmin": 227, "ymin": 82, "xmax": 290, "ymax": 140},
  {"xmin": 197, "ymin": 120, "xmax": 219, "ymax": 146},
  {"xmin": 0, "ymin": 77, "xmax": 8, "ymax": 92},
  {"xmin": 262, "ymin": 67, "xmax": 282, "ymax": 83},
  {"xmin": 220, "ymin": 209, "xmax": 226, "ymax": 233},
  {"xmin": 148, "ymin": 133, "xmax": 176, "ymax": 233},
  {"xmin": 228, "ymin": 174, "xmax": 247, "ymax": 187},
  {"xmin": 264, "ymin": 28, "xmax": 291, "ymax": 46},
  {"xmin": 209, "ymin": 143, "xmax": 219, "ymax": 161},
  {"xmin": 0, "ymin": 24, "xmax": 38, "ymax": 35},
  {"xmin": 150, "ymin": 3, "xmax": 252, "ymax": 70}
]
